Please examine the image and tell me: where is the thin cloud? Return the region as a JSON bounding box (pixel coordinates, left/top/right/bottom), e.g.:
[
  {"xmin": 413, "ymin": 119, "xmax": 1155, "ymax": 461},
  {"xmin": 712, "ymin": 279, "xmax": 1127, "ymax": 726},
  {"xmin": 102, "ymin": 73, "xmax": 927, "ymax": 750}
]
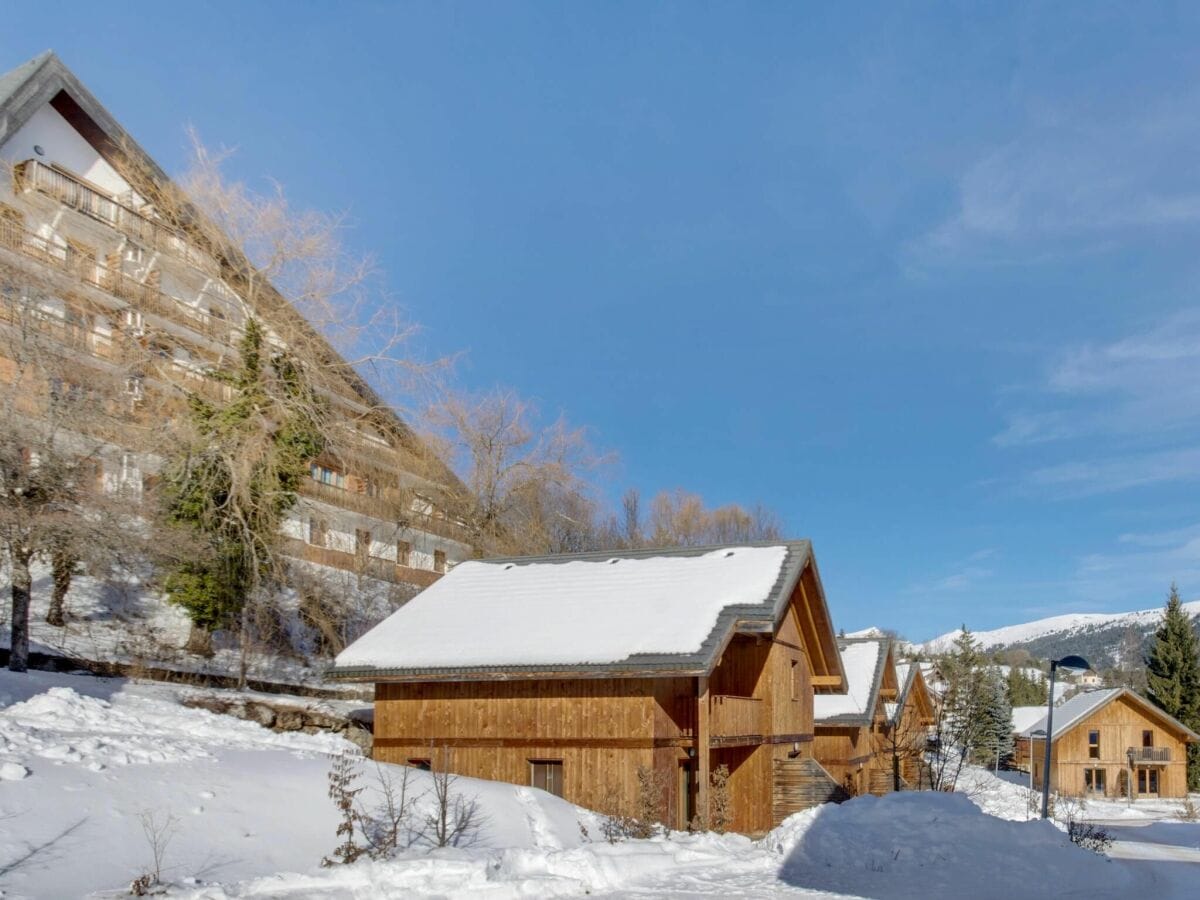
[{"xmin": 909, "ymin": 95, "xmax": 1200, "ymax": 266}]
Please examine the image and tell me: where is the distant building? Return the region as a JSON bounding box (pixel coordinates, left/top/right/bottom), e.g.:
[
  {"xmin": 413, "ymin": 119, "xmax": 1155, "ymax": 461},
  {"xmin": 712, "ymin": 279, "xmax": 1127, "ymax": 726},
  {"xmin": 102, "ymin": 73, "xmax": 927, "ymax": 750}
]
[{"xmin": 1020, "ymin": 689, "xmax": 1198, "ymax": 799}]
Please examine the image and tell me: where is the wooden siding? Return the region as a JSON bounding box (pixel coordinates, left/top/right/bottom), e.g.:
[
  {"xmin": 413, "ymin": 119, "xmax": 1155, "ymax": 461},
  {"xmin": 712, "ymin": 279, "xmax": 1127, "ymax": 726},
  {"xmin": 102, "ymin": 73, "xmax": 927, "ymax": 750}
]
[
  {"xmin": 1030, "ymin": 694, "xmax": 1191, "ymax": 799},
  {"xmin": 370, "ymin": 559, "xmax": 832, "ymax": 836}
]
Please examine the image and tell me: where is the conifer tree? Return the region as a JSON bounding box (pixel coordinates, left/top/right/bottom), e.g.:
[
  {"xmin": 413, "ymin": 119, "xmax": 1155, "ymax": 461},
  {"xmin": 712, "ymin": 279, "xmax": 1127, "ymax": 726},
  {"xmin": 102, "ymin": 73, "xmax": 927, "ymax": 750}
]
[
  {"xmin": 1145, "ymin": 584, "xmax": 1200, "ymax": 789},
  {"xmin": 162, "ymin": 318, "xmax": 324, "ymax": 649},
  {"xmin": 1006, "ymin": 666, "xmax": 1048, "ymax": 707}
]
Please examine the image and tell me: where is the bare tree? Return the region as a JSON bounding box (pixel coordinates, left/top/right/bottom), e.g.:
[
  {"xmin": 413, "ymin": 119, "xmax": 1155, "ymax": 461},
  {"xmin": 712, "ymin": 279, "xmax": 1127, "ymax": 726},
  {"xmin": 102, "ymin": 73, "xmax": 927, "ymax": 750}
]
[
  {"xmin": 420, "ymin": 749, "xmax": 483, "ymax": 848},
  {"xmin": 425, "ymin": 389, "xmax": 605, "ymax": 556},
  {"xmin": 0, "ymin": 238, "xmax": 148, "ymax": 671}
]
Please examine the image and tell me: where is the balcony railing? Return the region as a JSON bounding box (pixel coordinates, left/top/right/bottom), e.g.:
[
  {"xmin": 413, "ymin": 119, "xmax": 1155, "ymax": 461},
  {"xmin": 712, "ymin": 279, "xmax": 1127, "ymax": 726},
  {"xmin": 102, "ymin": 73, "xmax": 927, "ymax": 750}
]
[
  {"xmin": 300, "ymin": 478, "xmax": 406, "ymax": 520},
  {"xmin": 279, "ymin": 537, "xmax": 442, "ymax": 589},
  {"xmin": 0, "ymin": 216, "xmax": 239, "ymax": 348},
  {"xmin": 710, "ymin": 695, "xmax": 765, "ymax": 745},
  {"xmin": 297, "ymin": 478, "xmax": 474, "ymax": 546},
  {"xmin": 1128, "ymin": 747, "xmax": 1171, "ymax": 763},
  {"xmin": 14, "ymin": 159, "xmax": 220, "ymax": 276}
]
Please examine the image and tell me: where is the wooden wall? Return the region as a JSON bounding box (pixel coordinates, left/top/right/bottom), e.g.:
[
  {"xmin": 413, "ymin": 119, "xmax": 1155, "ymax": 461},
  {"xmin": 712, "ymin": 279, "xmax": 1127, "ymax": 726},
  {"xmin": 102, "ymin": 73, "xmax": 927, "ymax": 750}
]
[
  {"xmin": 1031, "ymin": 694, "xmax": 1191, "ymax": 799},
  {"xmin": 369, "ymin": 560, "xmax": 832, "ymax": 836},
  {"xmin": 374, "ymin": 677, "xmax": 697, "ymax": 825}
]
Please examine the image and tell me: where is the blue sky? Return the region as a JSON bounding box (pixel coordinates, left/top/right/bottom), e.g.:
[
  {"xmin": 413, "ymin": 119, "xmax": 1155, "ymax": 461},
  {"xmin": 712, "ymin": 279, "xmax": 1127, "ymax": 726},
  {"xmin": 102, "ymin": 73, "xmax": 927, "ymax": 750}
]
[{"xmin": 6, "ymin": 3, "xmax": 1200, "ymax": 640}]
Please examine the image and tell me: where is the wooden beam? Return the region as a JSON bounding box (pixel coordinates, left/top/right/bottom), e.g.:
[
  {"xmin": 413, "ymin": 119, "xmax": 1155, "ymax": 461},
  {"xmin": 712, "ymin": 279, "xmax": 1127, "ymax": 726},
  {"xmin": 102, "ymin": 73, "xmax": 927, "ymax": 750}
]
[
  {"xmin": 797, "ymin": 573, "xmax": 831, "ymax": 678},
  {"xmin": 697, "ymin": 676, "xmax": 710, "ymax": 826},
  {"xmin": 811, "ymin": 675, "xmax": 843, "ymax": 687},
  {"xmin": 374, "ymin": 736, "xmax": 698, "ymax": 750}
]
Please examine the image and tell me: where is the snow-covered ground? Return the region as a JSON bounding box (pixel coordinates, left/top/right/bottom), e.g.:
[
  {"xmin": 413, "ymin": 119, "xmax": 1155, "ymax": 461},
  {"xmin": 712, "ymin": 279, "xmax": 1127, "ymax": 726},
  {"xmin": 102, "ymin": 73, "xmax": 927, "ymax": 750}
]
[
  {"xmin": 2, "ymin": 669, "xmax": 1197, "ymax": 898},
  {"xmin": 0, "ymin": 561, "xmax": 391, "ymax": 690}
]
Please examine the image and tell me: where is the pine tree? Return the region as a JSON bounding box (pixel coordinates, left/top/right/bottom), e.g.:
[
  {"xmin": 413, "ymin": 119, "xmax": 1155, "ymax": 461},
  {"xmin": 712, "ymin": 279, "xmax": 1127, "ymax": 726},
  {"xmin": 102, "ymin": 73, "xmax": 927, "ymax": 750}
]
[
  {"xmin": 1145, "ymin": 583, "xmax": 1200, "ymax": 789},
  {"xmin": 976, "ymin": 668, "xmax": 1014, "ymax": 766},
  {"xmin": 1006, "ymin": 666, "xmax": 1048, "ymax": 707}
]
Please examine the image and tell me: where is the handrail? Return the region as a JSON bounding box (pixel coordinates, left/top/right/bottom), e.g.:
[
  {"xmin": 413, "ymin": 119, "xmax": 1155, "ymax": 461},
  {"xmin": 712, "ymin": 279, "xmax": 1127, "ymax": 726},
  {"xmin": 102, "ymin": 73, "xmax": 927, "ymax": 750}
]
[
  {"xmin": 1127, "ymin": 746, "xmax": 1171, "ymax": 762},
  {"xmin": 13, "ymin": 159, "xmax": 220, "ymax": 276}
]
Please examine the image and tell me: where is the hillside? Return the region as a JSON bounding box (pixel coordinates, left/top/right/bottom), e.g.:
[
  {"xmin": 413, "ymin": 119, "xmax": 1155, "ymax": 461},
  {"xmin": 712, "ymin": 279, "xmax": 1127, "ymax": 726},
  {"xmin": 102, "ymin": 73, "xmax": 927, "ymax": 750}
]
[{"xmin": 924, "ymin": 600, "xmax": 1200, "ymax": 668}]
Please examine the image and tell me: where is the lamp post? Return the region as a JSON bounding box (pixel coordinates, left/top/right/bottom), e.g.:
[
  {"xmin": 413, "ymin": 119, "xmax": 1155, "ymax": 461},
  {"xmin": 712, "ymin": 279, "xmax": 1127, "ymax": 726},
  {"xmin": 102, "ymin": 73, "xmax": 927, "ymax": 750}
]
[{"xmin": 1040, "ymin": 655, "xmax": 1092, "ymax": 819}]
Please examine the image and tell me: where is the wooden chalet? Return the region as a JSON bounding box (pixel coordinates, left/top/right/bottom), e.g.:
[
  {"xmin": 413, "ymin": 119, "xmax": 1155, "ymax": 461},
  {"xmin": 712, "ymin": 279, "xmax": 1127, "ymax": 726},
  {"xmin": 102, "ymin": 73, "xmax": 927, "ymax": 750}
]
[
  {"xmin": 1022, "ymin": 688, "xmax": 1199, "ymax": 800},
  {"xmin": 887, "ymin": 662, "xmax": 936, "ymax": 789},
  {"xmin": 331, "ymin": 541, "xmax": 846, "ymax": 835},
  {"xmin": 812, "ymin": 638, "xmax": 902, "ymax": 798}
]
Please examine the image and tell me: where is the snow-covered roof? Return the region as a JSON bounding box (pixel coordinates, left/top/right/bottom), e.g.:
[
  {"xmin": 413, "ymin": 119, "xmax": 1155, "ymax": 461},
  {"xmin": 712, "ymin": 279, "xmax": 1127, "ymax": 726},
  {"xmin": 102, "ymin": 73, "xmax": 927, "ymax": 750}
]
[
  {"xmin": 815, "ymin": 639, "xmax": 889, "ymax": 725},
  {"xmin": 1011, "ymin": 706, "xmax": 1047, "ymax": 736},
  {"xmin": 333, "ymin": 541, "xmax": 838, "ymax": 680},
  {"xmin": 1020, "ymin": 688, "xmax": 1200, "ymax": 742}
]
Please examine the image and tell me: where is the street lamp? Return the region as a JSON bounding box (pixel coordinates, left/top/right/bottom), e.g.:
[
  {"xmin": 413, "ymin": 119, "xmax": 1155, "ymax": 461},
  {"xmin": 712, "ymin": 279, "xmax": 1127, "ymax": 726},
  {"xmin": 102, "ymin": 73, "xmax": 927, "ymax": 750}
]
[{"xmin": 1040, "ymin": 654, "xmax": 1092, "ymax": 819}]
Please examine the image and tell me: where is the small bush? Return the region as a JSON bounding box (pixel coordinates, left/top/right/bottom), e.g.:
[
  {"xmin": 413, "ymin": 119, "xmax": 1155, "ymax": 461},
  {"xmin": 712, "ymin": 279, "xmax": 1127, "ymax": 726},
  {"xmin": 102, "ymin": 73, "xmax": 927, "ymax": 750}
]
[
  {"xmin": 1068, "ymin": 821, "xmax": 1113, "ymax": 854},
  {"xmin": 1181, "ymin": 796, "xmax": 1199, "ymax": 822}
]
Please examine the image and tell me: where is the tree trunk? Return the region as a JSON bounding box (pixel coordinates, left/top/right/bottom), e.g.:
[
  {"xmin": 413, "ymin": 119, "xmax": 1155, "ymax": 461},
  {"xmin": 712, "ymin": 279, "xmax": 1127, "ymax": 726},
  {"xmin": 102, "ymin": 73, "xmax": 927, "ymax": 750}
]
[
  {"xmin": 9, "ymin": 549, "xmax": 33, "ymax": 673},
  {"xmin": 46, "ymin": 547, "xmax": 73, "ymax": 627},
  {"xmin": 185, "ymin": 623, "xmax": 214, "ymax": 657}
]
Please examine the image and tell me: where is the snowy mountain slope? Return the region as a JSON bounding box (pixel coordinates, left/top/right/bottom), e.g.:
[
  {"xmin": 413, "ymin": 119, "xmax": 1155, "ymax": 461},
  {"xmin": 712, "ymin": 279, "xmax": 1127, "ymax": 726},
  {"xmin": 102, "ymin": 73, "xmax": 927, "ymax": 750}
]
[{"xmin": 924, "ymin": 599, "xmax": 1200, "ymax": 666}]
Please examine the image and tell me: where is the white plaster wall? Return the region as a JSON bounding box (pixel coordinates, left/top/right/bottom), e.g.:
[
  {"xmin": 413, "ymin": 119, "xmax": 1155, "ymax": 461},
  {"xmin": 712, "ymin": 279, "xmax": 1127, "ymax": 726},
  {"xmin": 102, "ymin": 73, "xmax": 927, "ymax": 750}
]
[{"xmin": 1, "ymin": 104, "xmax": 133, "ymax": 197}]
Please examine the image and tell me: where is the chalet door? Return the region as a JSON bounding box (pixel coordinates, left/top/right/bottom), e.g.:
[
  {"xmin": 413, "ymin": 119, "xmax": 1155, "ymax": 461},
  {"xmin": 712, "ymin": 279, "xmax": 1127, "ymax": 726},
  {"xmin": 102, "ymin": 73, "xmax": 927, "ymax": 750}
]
[
  {"xmin": 679, "ymin": 760, "xmax": 696, "ymax": 828},
  {"xmin": 1136, "ymin": 767, "xmax": 1160, "ymax": 796}
]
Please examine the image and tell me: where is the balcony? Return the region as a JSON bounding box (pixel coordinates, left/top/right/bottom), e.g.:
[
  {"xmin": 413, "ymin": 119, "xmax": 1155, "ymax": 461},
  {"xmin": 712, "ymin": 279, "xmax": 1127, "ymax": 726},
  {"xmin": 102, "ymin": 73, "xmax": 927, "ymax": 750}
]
[
  {"xmin": 299, "ymin": 477, "xmax": 405, "ymax": 520},
  {"xmin": 1127, "ymin": 747, "xmax": 1171, "ymax": 763},
  {"xmin": 13, "ymin": 159, "xmax": 220, "ymax": 276},
  {"xmin": 298, "ymin": 478, "xmax": 474, "ymax": 546},
  {"xmin": 0, "ymin": 216, "xmax": 239, "ymax": 352},
  {"xmin": 709, "ymin": 695, "xmax": 765, "ymax": 747},
  {"xmin": 279, "ymin": 537, "xmax": 441, "ymax": 589}
]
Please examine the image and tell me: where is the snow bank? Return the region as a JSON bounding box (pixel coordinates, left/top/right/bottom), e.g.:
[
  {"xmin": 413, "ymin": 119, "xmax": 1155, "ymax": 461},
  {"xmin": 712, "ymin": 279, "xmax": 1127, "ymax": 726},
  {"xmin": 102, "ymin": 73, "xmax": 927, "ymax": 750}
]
[
  {"xmin": 337, "ymin": 545, "xmax": 789, "ymax": 670},
  {"xmin": 774, "ymin": 792, "xmax": 1125, "ymax": 899}
]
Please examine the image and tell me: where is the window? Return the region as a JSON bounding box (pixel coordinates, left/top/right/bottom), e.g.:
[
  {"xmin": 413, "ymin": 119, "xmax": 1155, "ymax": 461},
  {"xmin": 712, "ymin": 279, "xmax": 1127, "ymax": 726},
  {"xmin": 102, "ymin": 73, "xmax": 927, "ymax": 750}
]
[
  {"xmin": 118, "ymin": 453, "xmax": 141, "ymax": 496},
  {"xmin": 124, "ymin": 375, "xmax": 144, "ymax": 400},
  {"xmin": 310, "ymin": 463, "xmax": 346, "ymax": 490},
  {"xmin": 408, "ymin": 758, "xmax": 431, "ymax": 771},
  {"xmin": 790, "ymin": 659, "xmax": 804, "ymax": 701},
  {"xmin": 396, "ymin": 540, "xmax": 411, "ymax": 567},
  {"xmin": 123, "ymin": 309, "xmax": 144, "ymax": 334},
  {"xmin": 1088, "ymin": 730, "xmax": 1100, "ymax": 759},
  {"xmin": 433, "ymin": 549, "xmax": 447, "ymax": 574},
  {"xmin": 1143, "ymin": 730, "xmax": 1154, "ymax": 748},
  {"xmin": 1084, "ymin": 768, "xmax": 1106, "ymax": 795},
  {"xmin": 530, "ymin": 760, "xmax": 563, "ymax": 797},
  {"xmin": 308, "ymin": 518, "xmax": 328, "ymax": 548}
]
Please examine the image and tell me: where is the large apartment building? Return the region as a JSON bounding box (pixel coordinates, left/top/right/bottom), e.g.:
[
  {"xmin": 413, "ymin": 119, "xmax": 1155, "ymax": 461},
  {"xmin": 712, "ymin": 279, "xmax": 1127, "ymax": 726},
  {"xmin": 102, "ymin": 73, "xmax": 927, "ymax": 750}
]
[{"xmin": 0, "ymin": 52, "xmax": 473, "ymax": 607}]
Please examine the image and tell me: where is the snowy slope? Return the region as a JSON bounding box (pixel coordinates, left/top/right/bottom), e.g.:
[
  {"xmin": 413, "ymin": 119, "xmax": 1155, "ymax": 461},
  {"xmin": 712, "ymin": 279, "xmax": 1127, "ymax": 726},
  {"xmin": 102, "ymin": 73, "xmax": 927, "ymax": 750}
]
[
  {"xmin": 923, "ymin": 599, "xmax": 1200, "ymax": 664},
  {"xmin": 0, "ymin": 670, "xmax": 601, "ymax": 898}
]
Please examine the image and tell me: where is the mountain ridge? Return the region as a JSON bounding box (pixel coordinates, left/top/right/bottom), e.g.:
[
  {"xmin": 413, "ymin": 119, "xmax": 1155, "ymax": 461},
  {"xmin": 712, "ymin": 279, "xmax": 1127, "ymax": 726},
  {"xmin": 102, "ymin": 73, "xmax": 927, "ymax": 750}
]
[{"xmin": 922, "ymin": 600, "xmax": 1200, "ymax": 667}]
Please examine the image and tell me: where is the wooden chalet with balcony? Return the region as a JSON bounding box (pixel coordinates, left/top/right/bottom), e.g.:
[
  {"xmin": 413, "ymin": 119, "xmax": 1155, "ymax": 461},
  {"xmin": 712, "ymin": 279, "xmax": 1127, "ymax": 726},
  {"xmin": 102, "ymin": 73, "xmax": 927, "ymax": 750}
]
[
  {"xmin": 0, "ymin": 52, "xmax": 473, "ymax": 601},
  {"xmin": 331, "ymin": 540, "xmax": 847, "ymax": 835},
  {"xmin": 1022, "ymin": 688, "xmax": 1199, "ymax": 800}
]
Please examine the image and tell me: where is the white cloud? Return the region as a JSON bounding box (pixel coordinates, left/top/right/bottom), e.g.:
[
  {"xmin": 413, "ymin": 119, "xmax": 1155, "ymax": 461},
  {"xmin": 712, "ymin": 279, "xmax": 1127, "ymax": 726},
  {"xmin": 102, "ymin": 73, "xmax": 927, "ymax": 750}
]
[
  {"xmin": 910, "ymin": 96, "xmax": 1200, "ymax": 265},
  {"xmin": 995, "ymin": 309, "xmax": 1200, "ymax": 449}
]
